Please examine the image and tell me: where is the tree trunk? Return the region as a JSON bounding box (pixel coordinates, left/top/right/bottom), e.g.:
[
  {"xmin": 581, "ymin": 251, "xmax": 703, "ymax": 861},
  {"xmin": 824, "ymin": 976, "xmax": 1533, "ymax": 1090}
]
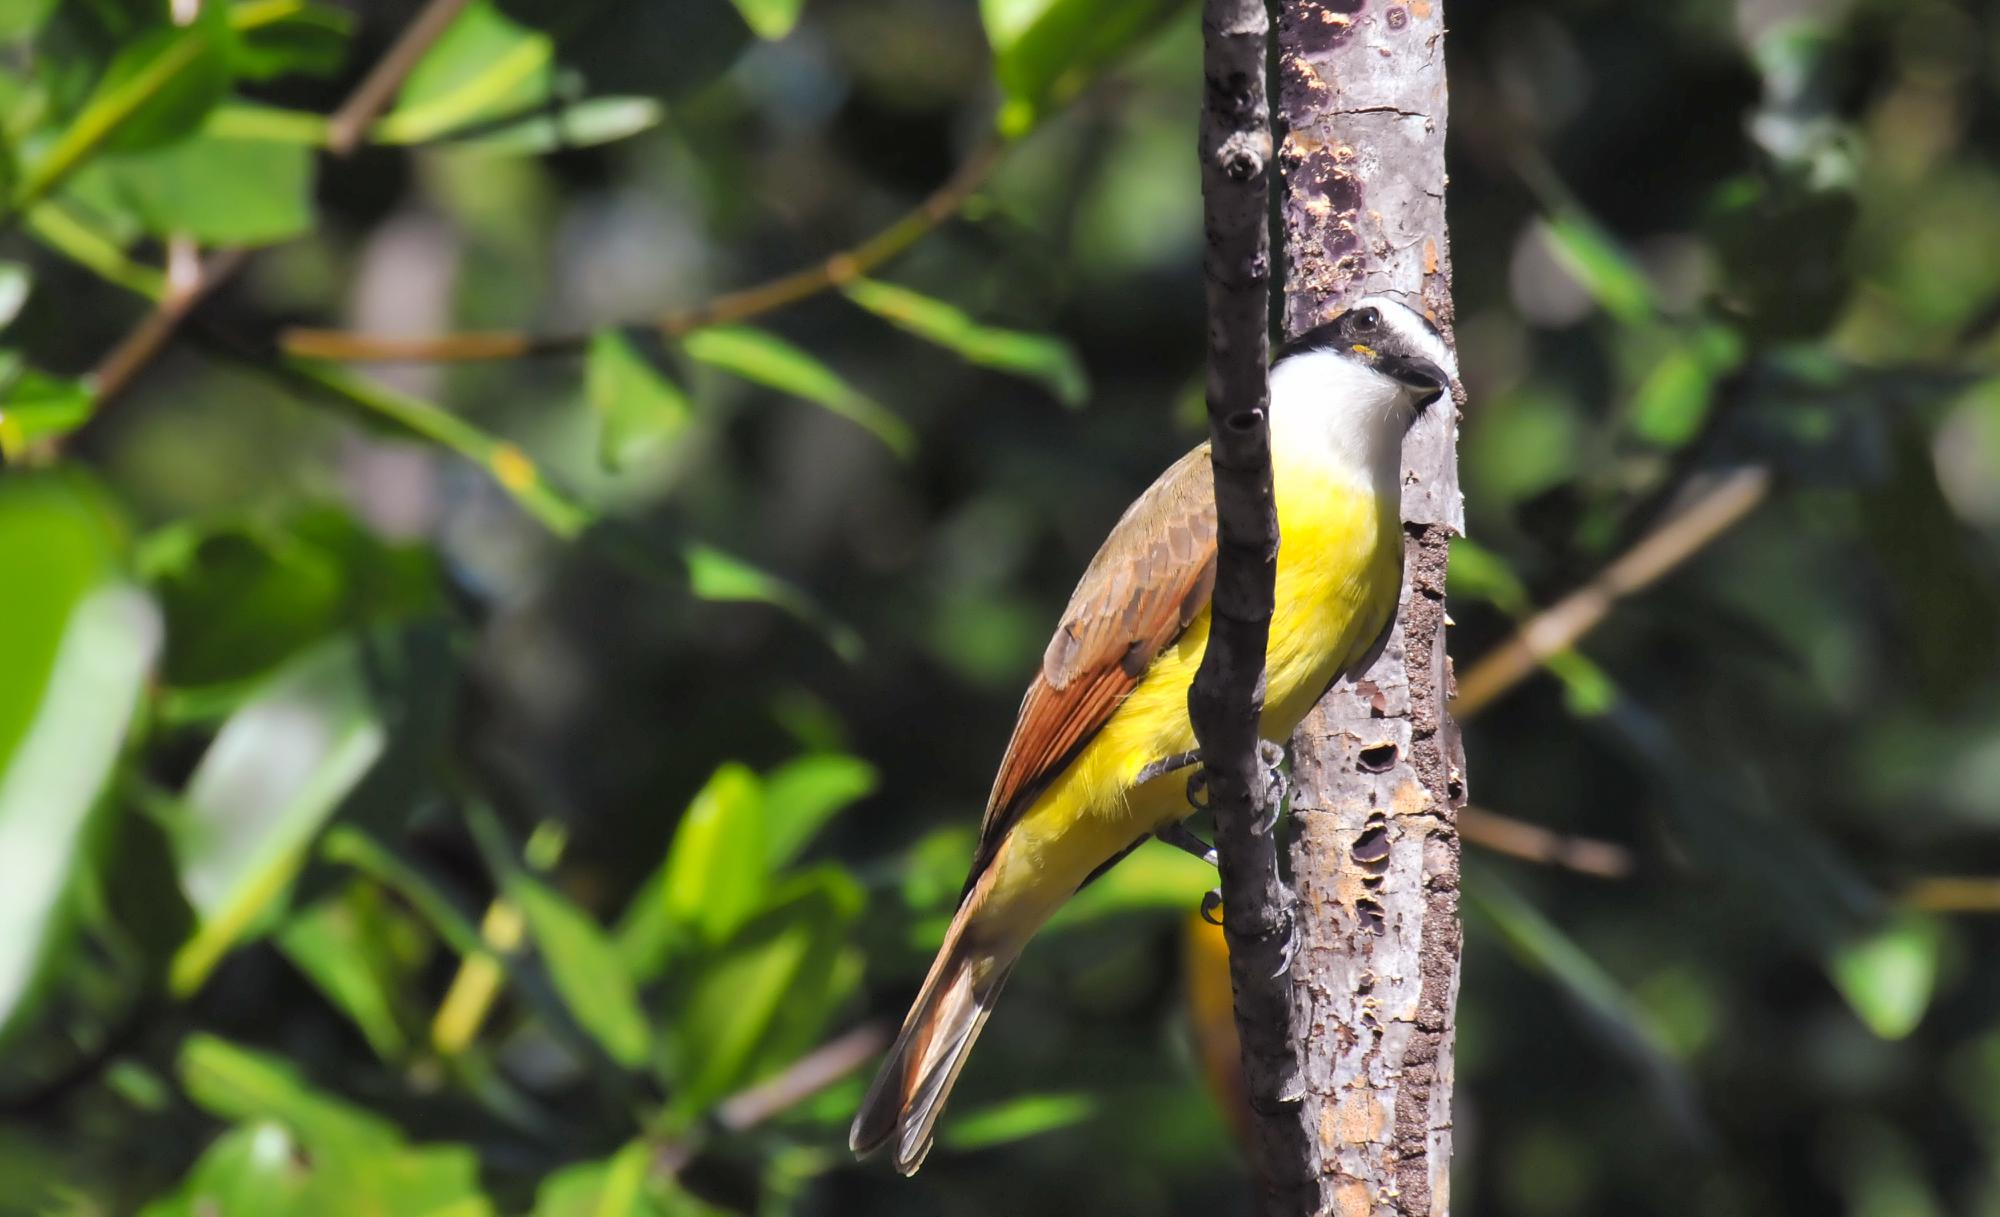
[{"xmin": 1277, "ymin": 1, "xmax": 1466, "ymax": 1213}]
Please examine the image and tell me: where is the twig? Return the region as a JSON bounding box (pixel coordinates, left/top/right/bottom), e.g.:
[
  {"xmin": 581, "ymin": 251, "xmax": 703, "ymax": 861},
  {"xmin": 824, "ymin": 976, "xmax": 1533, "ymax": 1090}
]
[
  {"xmin": 1453, "ymin": 465, "xmax": 1772, "ymax": 716},
  {"xmin": 714, "ymin": 1022, "xmax": 890, "ymax": 1132},
  {"xmin": 86, "ymin": 244, "xmax": 248, "ymax": 410},
  {"xmin": 1187, "ymin": 1, "xmax": 1309, "ymax": 1212},
  {"xmin": 278, "ymin": 138, "xmax": 1009, "ymax": 364},
  {"xmin": 61, "ymin": 0, "xmax": 478, "ymax": 445},
  {"xmin": 1904, "ymin": 876, "xmax": 2000, "ymax": 914},
  {"xmin": 323, "ymin": 0, "xmax": 474, "ymax": 156},
  {"xmin": 1458, "ymin": 806, "xmax": 1632, "ymax": 879}
]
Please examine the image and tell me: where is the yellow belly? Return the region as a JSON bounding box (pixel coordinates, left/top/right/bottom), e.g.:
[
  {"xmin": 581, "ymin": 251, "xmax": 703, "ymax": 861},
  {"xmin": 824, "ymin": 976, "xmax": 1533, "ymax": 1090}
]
[{"xmin": 979, "ymin": 474, "xmax": 1400, "ymax": 944}]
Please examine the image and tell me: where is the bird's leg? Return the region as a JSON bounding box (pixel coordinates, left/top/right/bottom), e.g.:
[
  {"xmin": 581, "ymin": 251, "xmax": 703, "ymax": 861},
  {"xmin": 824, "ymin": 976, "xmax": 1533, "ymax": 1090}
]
[
  {"xmin": 1155, "ymin": 820, "xmax": 1218, "ymax": 867},
  {"xmin": 1135, "ymin": 748, "xmax": 1202, "ymax": 786}
]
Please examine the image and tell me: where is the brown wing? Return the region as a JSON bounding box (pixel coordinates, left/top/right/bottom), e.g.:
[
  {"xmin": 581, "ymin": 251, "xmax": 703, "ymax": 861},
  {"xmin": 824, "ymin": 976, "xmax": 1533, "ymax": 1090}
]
[{"xmin": 964, "ymin": 445, "xmax": 1218, "ymax": 885}]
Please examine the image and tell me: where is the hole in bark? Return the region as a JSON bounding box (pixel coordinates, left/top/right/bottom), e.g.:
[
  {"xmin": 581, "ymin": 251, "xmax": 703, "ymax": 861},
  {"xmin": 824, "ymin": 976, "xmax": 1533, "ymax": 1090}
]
[
  {"xmin": 1226, "ymin": 409, "xmax": 1261, "ymax": 433},
  {"xmin": 1355, "ymin": 897, "xmax": 1386, "ymax": 935},
  {"xmin": 1352, "ymin": 824, "xmax": 1390, "ymax": 870},
  {"xmin": 1446, "ymin": 777, "xmax": 1465, "ymax": 802},
  {"xmin": 1358, "ymin": 742, "xmax": 1397, "ymax": 773},
  {"xmin": 1386, "ymin": 5, "xmax": 1409, "ymax": 28},
  {"xmin": 1356, "ymin": 973, "xmax": 1375, "ymax": 995}
]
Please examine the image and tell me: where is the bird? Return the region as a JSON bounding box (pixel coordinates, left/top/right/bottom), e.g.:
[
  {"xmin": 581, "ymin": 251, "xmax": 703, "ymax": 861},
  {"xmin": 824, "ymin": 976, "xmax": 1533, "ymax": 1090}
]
[{"xmin": 849, "ymin": 296, "xmax": 1455, "ymax": 1175}]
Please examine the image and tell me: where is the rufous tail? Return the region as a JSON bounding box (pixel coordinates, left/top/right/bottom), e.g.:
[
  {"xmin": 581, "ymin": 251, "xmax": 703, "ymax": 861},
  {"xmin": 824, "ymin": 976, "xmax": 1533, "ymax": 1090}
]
[{"xmin": 849, "ymin": 896, "xmax": 1019, "ymax": 1175}]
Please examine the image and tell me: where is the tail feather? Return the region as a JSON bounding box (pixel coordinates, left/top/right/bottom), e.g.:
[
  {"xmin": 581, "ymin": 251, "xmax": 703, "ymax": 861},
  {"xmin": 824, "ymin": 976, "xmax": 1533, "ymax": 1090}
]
[{"xmin": 850, "ymin": 903, "xmax": 1018, "ymax": 1175}]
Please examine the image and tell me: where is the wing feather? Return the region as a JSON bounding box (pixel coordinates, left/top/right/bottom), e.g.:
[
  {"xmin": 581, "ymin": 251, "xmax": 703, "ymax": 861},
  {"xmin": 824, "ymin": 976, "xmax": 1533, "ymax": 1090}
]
[{"xmin": 963, "ymin": 446, "xmax": 1218, "ymax": 886}]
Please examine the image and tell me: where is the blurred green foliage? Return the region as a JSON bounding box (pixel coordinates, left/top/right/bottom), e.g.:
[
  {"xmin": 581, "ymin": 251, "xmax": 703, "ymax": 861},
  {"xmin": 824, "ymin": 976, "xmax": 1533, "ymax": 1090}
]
[{"xmin": 0, "ymin": 0, "xmax": 1997, "ymax": 1215}]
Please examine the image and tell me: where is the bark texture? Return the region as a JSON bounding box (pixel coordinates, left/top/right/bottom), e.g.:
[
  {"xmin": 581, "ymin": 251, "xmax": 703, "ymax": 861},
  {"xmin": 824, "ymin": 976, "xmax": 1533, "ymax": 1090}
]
[
  {"xmin": 1188, "ymin": 1, "xmax": 1318, "ymax": 1212},
  {"xmin": 1277, "ymin": 2, "xmax": 1466, "ymax": 1214}
]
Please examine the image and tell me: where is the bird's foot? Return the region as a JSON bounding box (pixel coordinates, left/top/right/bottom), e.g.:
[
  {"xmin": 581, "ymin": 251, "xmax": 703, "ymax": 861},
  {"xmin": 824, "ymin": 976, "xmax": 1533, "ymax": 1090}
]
[
  {"xmin": 1155, "ymin": 821, "xmax": 1218, "ymax": 867},
  {"xmin": 1135, "ymin": 749, "xmax": 1202, "ymax": 786},
  {"xmin": 1271, "ymin": 905, "xmax": 1299, "ymax": 978},
  {"xmin": 1255, "ymin": 739, "xmax": 1289, "ymax": 834}
]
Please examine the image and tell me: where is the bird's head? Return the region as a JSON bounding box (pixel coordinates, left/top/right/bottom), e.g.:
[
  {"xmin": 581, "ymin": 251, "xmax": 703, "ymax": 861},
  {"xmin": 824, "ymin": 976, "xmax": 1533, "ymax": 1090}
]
[{"xmin": 1265, "ymin": 296, "xmax": 1457, "ymax": 485}]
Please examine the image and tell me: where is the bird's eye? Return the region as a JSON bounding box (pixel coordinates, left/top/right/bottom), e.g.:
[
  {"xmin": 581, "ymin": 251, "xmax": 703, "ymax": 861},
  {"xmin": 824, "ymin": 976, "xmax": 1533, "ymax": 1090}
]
[{"xmin": 1350, "ymin": 307, "xmax": 1380, "ymax": 331}]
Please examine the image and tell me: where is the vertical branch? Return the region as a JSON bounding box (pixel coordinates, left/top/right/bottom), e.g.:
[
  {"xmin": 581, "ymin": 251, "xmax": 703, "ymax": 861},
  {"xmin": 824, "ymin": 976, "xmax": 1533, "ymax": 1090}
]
[
  {"xmin": 1276, "ymin": 2, "xmax": 1465, "ymax": 1214},
  {"xmin": 1189, "ymin": 0, "xmax": 1316, "ymax": 1212}
]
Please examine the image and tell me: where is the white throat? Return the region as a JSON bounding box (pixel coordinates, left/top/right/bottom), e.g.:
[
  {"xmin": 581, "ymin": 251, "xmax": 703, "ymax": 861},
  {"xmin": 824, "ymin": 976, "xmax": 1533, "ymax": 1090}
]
[{"xmin": 1266, "ymin": 348, "xmax": 1413, "ymax": 496}]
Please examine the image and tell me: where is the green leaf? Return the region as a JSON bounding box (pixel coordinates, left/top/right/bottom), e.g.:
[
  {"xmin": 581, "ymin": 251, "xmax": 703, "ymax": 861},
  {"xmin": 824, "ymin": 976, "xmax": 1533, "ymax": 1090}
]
[
  {"xmin": 180, "ymin": 1033, "xmax": 401, "ymax": 1152},
  {"xmin": 289, "ymin": 361, "xmax": 594, "ymax": 539},
  {"xmin": 0, "ymin": 361, "xmax": 92, "ymax": 457},
  {"xmin": 70, "ymin": 105, "xmax": 315, "ymax": 244},
  {"xmin": 681, "ymin": 543, "xmax": 862, "ymax": 661},
  {"xmin": 1445, "ymin": 537, "xmax": 1534, "ymax": 617},
  {"xmin": 25, "ymin": 201, "xmax": 168, "ymax": 299},
  {"xmin": 16, "ymin": 12, "xmax": 232, "ymax": 209},
  {"xmin": 761, "ymin": 753, "xmax": 877, "ymax": 866},
  {"xmin": 617, "ymin": 763, "xmax": 768, "ymax": 977},
  {"xmin": 176, "ymin": 1035, "xmax": 497, "ymax": 1217},
  {"xmin": 509, "ymin": 872, "xmax": 654, "ymax": 1069},
  {"xmin": 587, "ymin": 330, "xmax": 693, "ymax": 470},
  {"xmin": 661, "ymin": 867, "xmax": 864, "ymax": 1110},
  {"xmin": 320, "ymin": 827, "xmax": 492, "ymax": 963},
  {"xmin": 1829, "ymin": 914, "xmax": 1944, "ymax": 1040},
  {"xmin": 168, "ymin": 639, "xmax": 388, "ymax": 994},
  {"xmin": 842, "ymin": 278, "xmax": 1088, "ymax": 407},
  {"xmin": 530, "ymin": 1142, "xmax": 660, "ymax": 1217},
  {"xmin": 1048, "ymin": 840, "xmax": 1212, "ymax": 929},
  {"xmin": 980, "ymin": 0, "xmax": 1188, "ymax": 137},
  {"xmin": 228, "ymin": 0, "xmax": 352, "ymax": 81},
  {"xmin": 1626, "ymin": 324, "xmax": 1744, "ymax": 447},
  {"xmin": 682, "ymin": 325, "xmax": 914, "ymax": 457},
  {"xmin": 530, "ymin": 1142, "xmax": 729, "ymax": 1217},
  {"xmin": 377, "ymin": 0, "xmax": 553, "ymax": 146},
  {"xmin": 137, "ymin": 1121, "xmax": 313, "ymax": 1217},
  {"xmin": 939, "ymin": 1091, "xmax": 1098, "ymax": 1151},
  {"xmin": 728, "ymin": 0, "xmax": 806, "ymax": 40},
  {"xmin": 0, "ymin": 261, "xmax": 30, "ymax": 330},
  {"xmin": 0, "ymin": 0, "xmax": 54, "ymax": 41},
  {"xmin": 140, "ymin": 509, "xmax": 440, "ymax": 692},
  {"xmin": 1538, "ymin": 212, "xmax": 1659, "ymax": 327},
  {"xmin": 0, "ymin": 473, "xmax": 154, "ymax": 1040},
  {"xmin": 439, "ymin": 96, "xmax": 663, "ymax": 156},
  {"xmin": 275, "ymin": 890, "xmax": 416, "ymax": 1061}
]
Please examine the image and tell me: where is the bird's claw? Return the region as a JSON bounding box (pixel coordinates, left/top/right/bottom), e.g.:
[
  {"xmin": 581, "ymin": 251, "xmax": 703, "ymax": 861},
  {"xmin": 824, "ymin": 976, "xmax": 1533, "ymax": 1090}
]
[
  {"xmin": 1184, "ymin": 766, "xmax": 1211, "ymax": 812},
  {"xmin": 1255, "ymin": 740, "xmax": 1288, "ymax": 832},
  {"xmin": 1271, "ymin": 909, "xmax": 1298, "ymax": 978},
  {"xmin": 1199, "ymin": 888, "xmax": 1225, "ymax": 927}
]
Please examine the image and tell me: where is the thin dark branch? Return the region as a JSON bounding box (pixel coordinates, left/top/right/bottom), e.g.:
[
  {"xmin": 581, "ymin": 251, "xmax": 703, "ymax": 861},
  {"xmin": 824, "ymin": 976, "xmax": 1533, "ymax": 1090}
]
[
  {"xmin": 324, "ymin": 0, "xmax": 474, "ymax": 156},
  {"xmin": 278, "ymin": 138, "xmax": 1010, "ymax": 364},
  {"xmin": 1188, "ymin": 0, "xmax": 1310, "ymax": 1212}
]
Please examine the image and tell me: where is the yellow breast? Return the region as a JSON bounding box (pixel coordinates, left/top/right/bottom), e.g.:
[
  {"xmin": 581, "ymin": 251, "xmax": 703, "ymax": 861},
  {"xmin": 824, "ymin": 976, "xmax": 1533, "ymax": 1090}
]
[{"xmin": 979, "ymin": 466, "xmax": 1401, "ymax": 940}]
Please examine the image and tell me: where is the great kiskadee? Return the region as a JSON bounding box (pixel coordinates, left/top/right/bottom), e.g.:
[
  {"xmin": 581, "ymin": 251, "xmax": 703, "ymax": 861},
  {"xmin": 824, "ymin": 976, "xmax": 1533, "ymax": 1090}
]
[{"xmin": 850, "ymin": 297, "xmax": 1456, "ymax": 1174}]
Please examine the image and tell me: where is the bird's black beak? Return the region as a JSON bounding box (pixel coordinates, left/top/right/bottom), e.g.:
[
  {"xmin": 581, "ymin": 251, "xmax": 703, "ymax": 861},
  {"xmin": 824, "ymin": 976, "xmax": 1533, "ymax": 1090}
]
[{"xmin": 1377, "ymin": 354, "xmax": 1450, "ymax": 409}]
